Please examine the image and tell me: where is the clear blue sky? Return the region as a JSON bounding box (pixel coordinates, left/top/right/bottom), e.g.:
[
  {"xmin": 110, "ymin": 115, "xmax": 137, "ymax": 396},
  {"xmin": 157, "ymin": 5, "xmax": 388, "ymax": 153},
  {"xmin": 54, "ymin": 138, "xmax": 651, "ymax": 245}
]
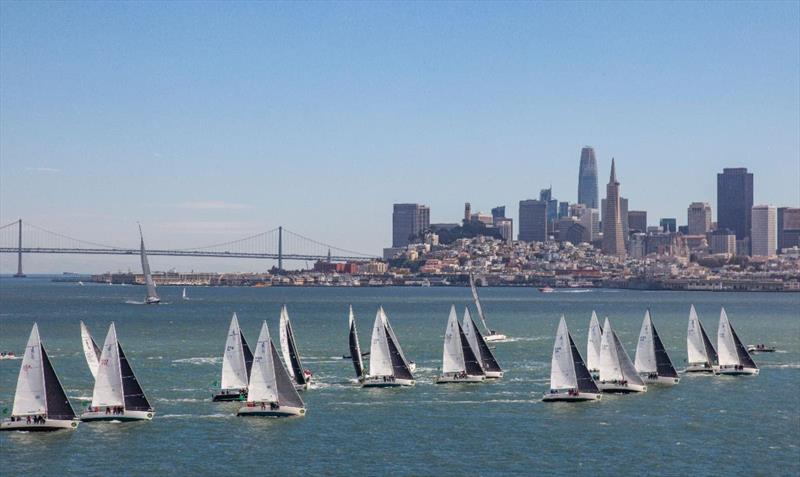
[{"xmin": 1, "ymin": 1, "xmax": 798, "ymax": 273}]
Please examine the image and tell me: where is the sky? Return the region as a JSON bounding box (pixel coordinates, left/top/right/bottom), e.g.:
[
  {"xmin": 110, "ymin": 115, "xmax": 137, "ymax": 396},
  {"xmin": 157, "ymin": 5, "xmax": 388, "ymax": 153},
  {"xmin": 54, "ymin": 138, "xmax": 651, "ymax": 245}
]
[{"xmin": 1, "ymin": 1, "xmax": 798, "ymax": 273}]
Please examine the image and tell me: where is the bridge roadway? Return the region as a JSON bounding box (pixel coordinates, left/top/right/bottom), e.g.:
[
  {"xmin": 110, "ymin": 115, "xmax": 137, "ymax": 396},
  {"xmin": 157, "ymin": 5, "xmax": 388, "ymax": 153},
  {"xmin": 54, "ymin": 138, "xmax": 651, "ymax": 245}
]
[{"xmin": 0, "ymin": 247, "xmax": 376, "ymax": 262}]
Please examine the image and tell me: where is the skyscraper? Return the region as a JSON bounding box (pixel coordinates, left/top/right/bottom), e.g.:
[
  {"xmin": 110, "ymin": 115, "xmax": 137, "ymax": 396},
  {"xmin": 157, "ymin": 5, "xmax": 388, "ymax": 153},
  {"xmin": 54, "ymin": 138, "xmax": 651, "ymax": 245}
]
[
  {"xmin": 578, "ymin": 146, "xmax": 599, "ymax": 209},
  {"xmin": 539, "ymin": 187, "xmax": 558, "ymax": 234},
  {"xmin": 751, "ymin": 205, "xmax": 776, "ymax": 257},
  {"xmin": 628, "ymin": 210, "xmax": 647, "ymax": 234},
  {"xmin": 518, "ymin": 200, "xmax": 548, "ymax": 243},
  {"xmin": 717, "ymin": 167, "xmax": 754, "ymax": 244},
  {"xmin": 392, "ymin": 203, "xmax": 430, "ymax": 247},
  {"xmin": 660, "ymin": 218, "xmax": 677, "ymax": 233},
  {"xmin": 778, "ymin": 207, "xmax": 800, "ymax": 252},
  {"xmin": 601, "ymin": 159, "xmax": 625, "ymax": 257},
  {"xmin": 558, "ymin": 201, "xmax": 570, "ymax": 218},
  {"xmin": 491, "ymin": 206, "xmax": 506, "ymax": 221},
  {"xmin": 687, "ymin": 202, "xmax": 712, "ymax": 235},
  {"xmin": 603, "ymin": 196, "xmax": 628, "ymax": 241}
]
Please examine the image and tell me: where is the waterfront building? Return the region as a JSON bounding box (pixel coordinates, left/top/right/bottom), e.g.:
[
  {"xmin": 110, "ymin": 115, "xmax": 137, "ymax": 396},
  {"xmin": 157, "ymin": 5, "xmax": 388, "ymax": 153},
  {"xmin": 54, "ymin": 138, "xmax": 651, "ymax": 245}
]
[
  {"xmin": 601, "ymin": 159, "xmax": 626, "ymax": 257},
  {"xmin": 778, "ymin": 207, "xmax": 800, "ymax": 252},
  {"xmin": 710, "ymin": 230, "xmax": 736, "ymax": 255},
  {"xmin": 392, "ymin": 203, "xmax": 430, "ymax": 247},
  {"xmin": 660, "ymin": 218, "xmax": 677, "ymax": 233},
  {"xmin": 688, "ymin": 202, "xmax": 712, "ymax": 235},
  {"xmin": 628, "ymin": 210, "xmax": 647, "ymax": 234},
  {"xmin": 578, "ymin": 146, "xmax": 599, "ymax": 209},
  {"xmin": 751, "ymin": 205, "xmax": 777, "ymax": 257},
  {"xmin": 519, "ymin": 199, "xmax": 548, "ymax": 243},
  {"xmin": 717, "ymin": 167, "xmax": 754, "ymax": 245}
]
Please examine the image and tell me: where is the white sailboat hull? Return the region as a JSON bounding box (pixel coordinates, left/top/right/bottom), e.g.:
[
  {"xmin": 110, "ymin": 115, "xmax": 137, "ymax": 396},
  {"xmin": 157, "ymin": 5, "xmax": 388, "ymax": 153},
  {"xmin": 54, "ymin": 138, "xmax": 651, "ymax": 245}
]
[
  {"xmin": 361, "ymin": 376, "xmax": 415, "ymax": 388},
  {"xmin": 237, "ymin": 403, "xmax": 305, "ymax": 417},
  {"xmin": 598, "ymin": 381, "xmax": 647, "ymax": 393},
  {"xmin": 640, "ymin": 374, "xmax": 680, "ymax": 385},
  {"xmin": 145, "ymin": 297, "xmax": 161, "ymax": 305},
  {"xmin": 484, "ymin": 333, "xmax": 507, "ymax": 342},
  {"xmin": 484, "ymin": 371, "xmax": 503, "ymax": 379},
  {"xmin": 684, "ymin": 363, "xmax": 719, "ymax": 374},
  {"xmin": 0, "ymin": 418, "xmax": 79, "ymax": 432},
  {"xmin": 435, "ymin": 374, "xmax": 485, "ymax": 384},
  {"xmin": 80, "ymin": 409, "xmax": 155, "ymax": 422},
  {"xmin": 718, "ymin": 365, "xmax": 759, "ymax": 376},
  {"xmin": 542, "ymin": 391, "xmax": 601, "ymax": 402}
]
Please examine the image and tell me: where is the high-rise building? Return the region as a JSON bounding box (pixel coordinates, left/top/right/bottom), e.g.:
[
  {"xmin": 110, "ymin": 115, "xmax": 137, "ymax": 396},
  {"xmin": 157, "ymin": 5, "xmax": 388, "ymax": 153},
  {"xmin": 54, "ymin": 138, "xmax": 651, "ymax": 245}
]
[
  {"xmin": 578, "ymin": 146, "xmax": 599, "ymax": 209},
  {"xmin": 539, "ymin": 187, "xmax": 559, "ymax": 234},
  {"xmin": 491, "ymin": 206, "xmax": 506, "ymax": 221},
  {"xmin": 751, "ymin": 205, "xmax": 776, "ymax": 257},
  {"xmin": 717, "ymin": 168, "xmax": 754, "ymax": 244},
  {"xmin": 687, "ymin": 202, "xmax": 712, "ymax": 235},
  {"xmin": 601, "ymin": 159, "xmax": 626, "ymax": 257},
  {"xmin": 778, "ymin": 207, "xmax": 800, "ymax": 252},
  {"xmin": 628, "ymin": 210, "xmax": 647, "ymax": 234},
  {"xmin": 392, "ymin": 203, "xmax": 430, "ymax": 247},
  {"xmin": 660, "ymin": 218, "xmax": 677, "ymax": 233},
  {"xmin": 602, "ymin": 196, "xmax": 628, "ymax": 241},
  {"xmin": 518, "ymin": 199, "xmax": 548, "ymax": 243},
  {"xmin": 558, "ymin": 201, "xmax": 570, "ymax": 218},
  {"xmin": 710, "ymin": 229, "xmax": 736, "ymax": 255},
  {"xmin": 495, "ymin": 218, "xmax": 513, "ymax": 243}
]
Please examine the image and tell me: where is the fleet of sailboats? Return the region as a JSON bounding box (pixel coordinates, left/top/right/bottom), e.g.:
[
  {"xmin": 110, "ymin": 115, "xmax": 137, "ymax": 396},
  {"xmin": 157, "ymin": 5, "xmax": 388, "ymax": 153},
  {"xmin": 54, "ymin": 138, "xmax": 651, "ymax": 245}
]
[
  {"xmin": 717, "ymin": 307, "xmax": 759, "ymax": 376},
  {"xmin": 81, "ymin": 323, "xmax": 155, "ymax": 421},
  {"xmin": 213, "ymin": 313, "xmax": 254, "ymax": 401},
  {"xmin": 597, "ymin": 318, "xmax": 647, "ymax": 393},
  {"xmin": 543, "ymin": 316, "xmax": 601, "ymax": 402},
  {"xmin": 0, "ymin": 324, "xmax": 79, "ymax": 431},
  {"xmin": 362, "ymin": 306, "xmax": 416, "ymax": 387},
  {"xmin": 436, "ymin": 305, "xmax": 486, "ymax": 383},
  {"xmin": 469, "ymin": 273, "xmax": 507, "ymax": 342},
  {"xmin": 686, "ymin": 305, "xmax": 719, "ymax": 374},
  {"xmin": 279, "ymin": 305, "xmax": 313, "ymax": 390},
  {"xmin": 634, "ymin": 310, "xmax": 680, "ymax": 385},
  {"xmin": 139, "ymin": 225, "xmax": 160, "ymax": 305}
]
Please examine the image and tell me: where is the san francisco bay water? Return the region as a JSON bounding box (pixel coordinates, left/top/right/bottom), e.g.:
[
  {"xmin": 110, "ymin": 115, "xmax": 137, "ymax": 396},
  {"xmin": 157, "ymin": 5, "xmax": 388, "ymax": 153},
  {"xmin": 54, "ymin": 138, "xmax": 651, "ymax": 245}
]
[{"xmin": 1, "ymin": 278, "xmax": 798, "ymax": 476}]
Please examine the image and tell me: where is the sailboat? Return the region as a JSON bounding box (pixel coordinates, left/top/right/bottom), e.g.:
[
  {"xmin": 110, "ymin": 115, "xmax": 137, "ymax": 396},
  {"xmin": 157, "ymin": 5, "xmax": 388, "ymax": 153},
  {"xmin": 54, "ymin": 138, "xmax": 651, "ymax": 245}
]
[
  {"xmin": 362, "ymin": 307, "xmax": 415, "ymax": 387},
  {"xmin": 586, "ymin": 311, "xmax": 603, "ymax": 379},
  {"xmin": 634, "ymin": 310, "xmax": 680, "ymax": 385},
  {"xmin": 462, "ymin": 307, "xmax": 503, "ymax": 379},
  {"xmin": 469, "ymin": 273, "xmax": 507, "ymax": 342},
  {"xmin": 182, "ymin": 288, "xmax": 188, "ymax": 300},
  {"xmin": 1, "ymin": 324, "xmax": 79, "ymax": 431},
  {"xmin": 237, "ymin": 321, "xmax": 306, "ymax": 417},
  {"xmin": 436, "ymin": 305, "xmax": 486, "ymax": 383},
  {"xmin": 542, "ymin": 316, "xmax": 601, "ymax": 402},
  {"xmin": 279, "ymin": 305, "xmax": 312, "ymax": 390},
  {"xmin": 597, "ymin": 318, "xmax": 647, "ymax": 393},
  {"xmin": 348, "ymin": 305, "xmax": 366, "ymax": 383},
  {"xmin": 81, "ymin": 323, "xmax": 155, "ymax": 421},
  {"xmin": 80, "ymin": 321, "xmax": 101, "ymax": 378},
  {"xmin": 686, "ymin": 305, "xmax": 719, "ymax": 374},
  {"xmin": 717, "ymin": 308, "xmax": 759, "ymax": 376},
  {"xmin": 213, "ymin": 313, "xmax": 254, "ymax": 401},
  {"xmin": 139, "ymin": 224, "xmax": 160, "ymax": 305}
]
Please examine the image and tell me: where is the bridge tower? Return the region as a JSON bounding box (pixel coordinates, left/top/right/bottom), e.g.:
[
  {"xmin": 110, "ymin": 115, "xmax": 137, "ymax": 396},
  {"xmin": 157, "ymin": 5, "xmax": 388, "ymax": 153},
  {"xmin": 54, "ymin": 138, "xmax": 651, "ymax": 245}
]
[
  {"xmin": 13, "ymin": 219, "xmax": 25, "ymax": 277},
  {"xmin": 277, "ymin": 226, "xmax": 283, "ymax": 274}
]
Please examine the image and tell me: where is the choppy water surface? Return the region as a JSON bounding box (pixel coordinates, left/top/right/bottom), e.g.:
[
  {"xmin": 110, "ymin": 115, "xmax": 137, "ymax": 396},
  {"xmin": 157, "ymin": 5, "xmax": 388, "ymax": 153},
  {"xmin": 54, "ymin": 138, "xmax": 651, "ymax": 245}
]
[{"xmin": 1, "ymin": 279, "xmax": 798, "ymax": 475}]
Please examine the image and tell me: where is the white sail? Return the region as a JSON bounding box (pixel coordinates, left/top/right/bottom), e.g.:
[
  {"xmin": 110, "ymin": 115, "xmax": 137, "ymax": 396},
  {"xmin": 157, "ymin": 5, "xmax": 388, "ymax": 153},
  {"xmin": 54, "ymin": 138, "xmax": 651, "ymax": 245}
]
[
  {"xmin": 550, "ymin": 316, "xmax": 577, "ymax": 390},
  {"xmin": 381, "ymin": 307, "xmax": 412, "ymax": 369},
  {"xmin": 368, "ymin": 307, "xmax": 393, "ymax": 377},
  {"xmin": 247, "ymin": 321, "xmax": 278, "ymax": 403},
  {"xmin": 469, "ymin": 273, "xmax": 490, "ymax": 332},
  {"xmin": 279, "ymin": 306, "xmax": 292, "ymax": 372},
  {"xmin": 717, "ymin": 307, "xmax": 739, "ymax": 367},
  {"xmin": 687, "ymin": 305, "xmax": 708, "ymax": 364},
  {"xmin": 182, "ymin": 288, "xmax": 187, "ymax": 300},
  {"xmin": 139, "ymin": 225, "xmax": 159, "ymax": 303},
  {"xmin": 586, "ymin": 311, "xmax": 602, "ymax": 371},
  {"xmin": 12, "ymin": 324, "xmax": 47, "ymax": 416},
  {"xmin": 80, "ymin": 321, "xmax": 101, "ymax": 379},
  {"xmin": 635, "ymin": 310, "xmax": 657, "ymax": 373},
  {"xmin": 221, "ymin": 313, "xmax": 248, "ymax": 390},
  {"xmin": 462, "ymin": 308, "xmax": 481, "ymax": 359},
  {"xmin": 599, "ymin": 318, "xmax": 643, "ymax": 386},
  {"xmin": 442, "ymin": 305, "xmax": 465, "ymax": 374},
  {"xmin": 91, "ymin": 323, "xmax": 125, "ymax": 408}
]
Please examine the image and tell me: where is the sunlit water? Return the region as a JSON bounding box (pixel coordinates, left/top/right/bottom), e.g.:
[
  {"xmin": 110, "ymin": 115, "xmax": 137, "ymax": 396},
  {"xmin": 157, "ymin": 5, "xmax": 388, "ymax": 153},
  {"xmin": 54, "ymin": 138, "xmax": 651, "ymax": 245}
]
[{"xmin": 1, "ymin": 278, "xmax": 798, "ymax": 475}]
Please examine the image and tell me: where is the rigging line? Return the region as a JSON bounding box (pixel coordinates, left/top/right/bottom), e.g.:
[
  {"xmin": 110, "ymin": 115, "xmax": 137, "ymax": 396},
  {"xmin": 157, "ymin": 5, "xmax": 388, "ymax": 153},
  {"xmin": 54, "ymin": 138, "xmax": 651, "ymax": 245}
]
[
  {"xmin": 0, "ymin": 221, "xmax": 18, "ymax": 231},
  {"xmin": 24, "ymin": 222, "xmax": 125, "ymax": 249},
  {"xmin": 176, "ymin": 227, "xmax": 280, "ymax": 251},
  {"xmin": 281, "ymin": 228, "xmax": 375, "ymax": 257}
]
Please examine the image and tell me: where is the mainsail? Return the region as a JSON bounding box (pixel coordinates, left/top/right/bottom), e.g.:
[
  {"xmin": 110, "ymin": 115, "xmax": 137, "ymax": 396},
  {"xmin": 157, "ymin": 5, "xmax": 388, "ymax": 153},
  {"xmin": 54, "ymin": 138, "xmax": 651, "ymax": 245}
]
[
  {"xmin": 569, "ymin": 332, "xmax": 600, "ymax": 394},
  {"xmin": 469, "ymin": 273, "xmax": 491, "ymax": 333},
  {"xmin": 348, "ymin": 306, "xmax": 364, "ymax": 378},
  {"xmin": 41, "ymin": 343, "xmax": 76, "ymax": 420},
  {"xmin": 382, "ymin": 308, "xmax": 414, "ymax": 380},
  {"xmin": 635, "ymin": 310, "xmax": 678, "ymax": 377},
  {"xmin": 550, "ymin": 316, "xmax": 577, "ymax": 390},
  {"xmin": 279, "ymin": 305, "xmax": 308, "ymax": 386},
  {"xmin": 687, "ymin": 305, "xmax": 718, "ymax": 367},
  {"xmin": 586, "ymin": 311, "xmax": 603, "ymax": 371},
  {"xmin": 270, "ymin": 341, "xmax": 305, "ymax": 409},
  {"xmin": 717, "ymin": 308, "xmax": 757, "ymax": 369},
  {"xmin": 80, "ymin": 321, "xmax": 101, "ymax": 378},
  {"xmin": 91, "ymin": 323, "xmax": 125, "ymax": 408},
  {"xmin": 221, "ymin": 313, "xmax": 249, "ymax": 390},
  {"xmin": 462, "ymin": 308, "xmax": 502, "ymax": 373},
  {"xmin": 13, "ymin": 324, "xmax": 47, "ymax": 416},
  {"xmin": 248, "ymin": 322, "xmax": 278, "ymax": 403},
  {"xmin": 368, "ymin": 308, "xmax": 393, "ymax": 377},
  {"xmin": 139, "ymin": 225, "xmax": 160, "ymax": 304},
  {"xmin": 599, "ymin": 318, "xmax": 644, "ymax": 386},
  {"xmin": 442, "ymin": 306, "xmax": 466, "ymax": 374}
]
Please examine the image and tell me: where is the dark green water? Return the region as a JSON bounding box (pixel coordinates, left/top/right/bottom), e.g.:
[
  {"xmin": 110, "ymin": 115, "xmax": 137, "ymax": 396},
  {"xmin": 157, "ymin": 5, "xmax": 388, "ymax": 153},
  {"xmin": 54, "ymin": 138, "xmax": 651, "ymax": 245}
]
[{"xmin": 1, "ymin": 278, "xmax": 798, "ymax": 476}]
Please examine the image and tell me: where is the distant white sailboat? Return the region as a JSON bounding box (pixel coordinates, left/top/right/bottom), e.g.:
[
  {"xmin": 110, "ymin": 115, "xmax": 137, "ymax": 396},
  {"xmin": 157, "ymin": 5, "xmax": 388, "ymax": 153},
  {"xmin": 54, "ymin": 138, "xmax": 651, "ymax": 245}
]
[
  {"xmin": 597, "ymin": 318, "xmax": 647, "ymax": 393},
  {"xmin": 348, "ymin": 305, "xmax": 366, "ymax": 383},
  {"xmin": 586, "ymin": 311, "xmax": 603, "ymax": 379},
  {"xmin": 462, "ymin": 307, "xmax": 503, "ymax": 379},
  {"xmin": 0, "ymin": 324, "xmax": 79, "ymax": 432},
  {"xmin": 436, "ymin": 305, "xmax": 486, "ymax": 383},
  {"xmin": 717, "ymin": 308, "xmax": 759, "ymax": 376},
  {"xmin": 182, "ymin": 288, "xmax": 188, "ymax": 300},
  {"xmin": 362, "ymin": 307, "xmax": 415, "ymax": 387},
  {"xmin": 81, "ymin": 323, "xmax": 155, "ymax": 421},
  {"xmin": 686, "ymin": 305, "xmax": 719, "ymax": 374},
  {"xmin": 213, "ymin": 313, "xmax": 254, "ymax": 401},
  {"xmin": 543, "ymin": 316, "xmax": 601, "ymax": 402},
  {"xmin": 139, "ymin": 225, "xmax": 160, "ymax": 305},
  {"xmin": 634, "ymin": 310, "xmax": 680, "ymax": 385},
  {"xmin": 237, "ymin": 321, "xmax": 306, "ymax": 417},
  {"xmin": 80, "ymin": 321, "xmax": 101, "ymax": 378},
  {"xmin": 279, "ymin": 305, "xmax": 312, "ymax": 390},
  {"xmin": 469, "ymin": 273, "xmax": 507, "ymax": 342}
]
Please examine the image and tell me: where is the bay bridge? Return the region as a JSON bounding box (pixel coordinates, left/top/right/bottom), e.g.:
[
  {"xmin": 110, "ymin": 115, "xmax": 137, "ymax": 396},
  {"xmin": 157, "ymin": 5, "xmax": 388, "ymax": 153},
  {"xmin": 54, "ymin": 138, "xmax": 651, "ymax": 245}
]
[{"xmin": 0, "ymin": 219, "xmax": 379, "ymax": 276}]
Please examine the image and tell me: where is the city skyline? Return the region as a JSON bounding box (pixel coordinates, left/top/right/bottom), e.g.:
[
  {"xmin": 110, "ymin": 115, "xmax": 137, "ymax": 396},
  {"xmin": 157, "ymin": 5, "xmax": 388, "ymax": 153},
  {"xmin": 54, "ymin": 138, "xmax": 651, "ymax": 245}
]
[{"xmin": 1, "ymin": 2, "xmax": 798, "ymax": 272}]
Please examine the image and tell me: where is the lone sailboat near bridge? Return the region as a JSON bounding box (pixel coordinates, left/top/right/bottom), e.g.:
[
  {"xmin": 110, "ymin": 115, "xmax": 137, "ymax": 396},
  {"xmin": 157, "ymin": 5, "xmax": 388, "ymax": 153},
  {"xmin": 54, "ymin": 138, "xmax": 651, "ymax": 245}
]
[{"xmin": 139, "ymin": 225, "xmax": 160, "ymax": 305}]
